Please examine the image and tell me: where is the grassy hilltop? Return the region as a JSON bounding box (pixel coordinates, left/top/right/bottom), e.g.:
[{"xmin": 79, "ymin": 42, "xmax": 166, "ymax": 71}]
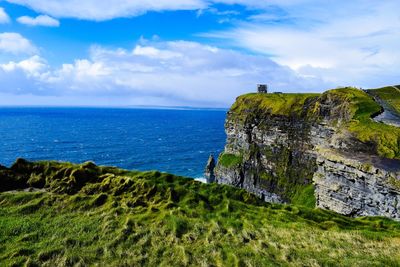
[{"xmin": 1, "ymin": 159, "xmax": 400, "ymax": 266}]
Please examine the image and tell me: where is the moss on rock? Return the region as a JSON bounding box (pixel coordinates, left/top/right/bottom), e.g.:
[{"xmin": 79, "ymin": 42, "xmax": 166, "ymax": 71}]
[{"xmin": 218, "ymin": 153, "xmax": 243, "ymax": 168}]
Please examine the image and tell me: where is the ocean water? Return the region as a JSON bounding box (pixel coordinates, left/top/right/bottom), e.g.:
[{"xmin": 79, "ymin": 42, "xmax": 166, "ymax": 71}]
[{"xmin": 0, "ymin": 107, "xmax": 227, "ymax": 179}]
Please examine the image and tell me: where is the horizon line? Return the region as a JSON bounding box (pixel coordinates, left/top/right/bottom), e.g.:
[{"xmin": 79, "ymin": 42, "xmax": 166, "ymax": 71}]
[{"xmin": 0, "ymin": 104, "xmax": 230, "ymax": 111}]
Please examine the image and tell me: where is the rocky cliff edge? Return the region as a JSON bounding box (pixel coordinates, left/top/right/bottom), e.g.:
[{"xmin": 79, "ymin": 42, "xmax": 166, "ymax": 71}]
[{"xmin": 214, "ymin": 87, "xmax": 400, "ymax": 220}]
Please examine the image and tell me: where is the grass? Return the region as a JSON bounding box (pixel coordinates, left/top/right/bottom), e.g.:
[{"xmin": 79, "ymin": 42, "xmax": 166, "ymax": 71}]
[
  {"xmin": 230, "ymin": 93, "xmax": 320, "ymax": 122},
  {"xmin": 324, "ymin": 87, "xmax": 381, "ymax": 120},
  {"xmin": 218, "ymin": 153, "xmax": 243, "ymax": 168},
  {"xmin": 290, "ymin": 184, "xmax": 316, "ymax": 208},
  {"xmin": 368, "ymin": 86, "xmax": 400, "ymax": 114},
  {"xmin": 326, "ymin": 88, "xmax": 400, "ymax": 159},
  {"xmin": 1, "ymin": 160, "xmax": 400, "ymax": 266}
]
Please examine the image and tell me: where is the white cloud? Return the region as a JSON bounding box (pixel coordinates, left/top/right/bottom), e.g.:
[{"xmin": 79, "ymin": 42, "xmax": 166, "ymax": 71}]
[
  {"xmin": 5, "ymin": 0, "xmax": 278, "ymax": 21},
  {"xmin": 204, "ymin": 0, "xmax": 400, "ymax": 88},
  {"xmin": 0, "ymin": 40, "xmax": 324, "ymax": 107},
  {"xmin": 2, "ymin": 1, "xmax": 399, "ymax": 105},
  {"xmin": 6, "ymin": 0, "xmax": 207, "ymax": 20},
  {"xmin": 1, "ymin": 55, "xmax": 47, "ymax": 76},
  {"xmin": 0, "ymin": 7, "xmax": 10, "ymax": 23},
  {"xmin": 17, "ymin": 15, "xmax": 60, "ymax": 27},
  {"xmin": 0, "ymin": 56, "xmax": 49, "ymax": 96},
  {"xmin": 6, "ymin": 0, "xmax": 315, "ymax": 22},
  {"xmin": 133, "ymin": 45, "xmax": 182, "ymax": 60},
  {"xmin": 0, "ymin": 32, "xmax": 38, "ymax": 55}
]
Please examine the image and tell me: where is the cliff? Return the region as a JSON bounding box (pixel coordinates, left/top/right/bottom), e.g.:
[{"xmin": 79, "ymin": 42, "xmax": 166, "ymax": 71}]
[{"xmin": 215, "ymin": 87, "xmax": 400, "ymax": 220}]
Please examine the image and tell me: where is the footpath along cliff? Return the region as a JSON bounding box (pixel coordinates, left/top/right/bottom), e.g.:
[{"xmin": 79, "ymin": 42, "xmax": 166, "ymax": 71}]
[{"xmin": 211, "ymin": 86, "xmax": 400, "ymax": 220}]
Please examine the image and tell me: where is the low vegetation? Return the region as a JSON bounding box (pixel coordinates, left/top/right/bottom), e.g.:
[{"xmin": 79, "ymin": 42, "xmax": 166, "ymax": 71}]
[
  {"xmin": 326, "ymin": 87, "xmax": 400, "ymax": 159},
  {"xmin": 368, "ymin": 86, "xmax": 400, "ymax": 114},
  {"xmin": 257, "ymin": 146, "xmax": 317, "ymax": 208},
  {"xmin": 1, "ymin": 159, "xmax": 400, "ymax": 266},
  {"xmin": 218, "ymin": 153, "xmax": 243, "ymax": 168},
  {"xmin": 230, "ymin": 93, "xmax": 320, "ymax": 121}
]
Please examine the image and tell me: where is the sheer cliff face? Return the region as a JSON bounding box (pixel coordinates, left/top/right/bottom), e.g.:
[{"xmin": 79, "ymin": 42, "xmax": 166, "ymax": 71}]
[{"xmin": 215, "ymin": 88, "xmax": 400, "ymax": 220}]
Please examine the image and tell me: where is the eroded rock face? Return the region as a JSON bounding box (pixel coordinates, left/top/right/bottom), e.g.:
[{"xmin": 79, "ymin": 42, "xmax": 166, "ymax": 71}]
[
  {"xmin": 314, "ymin": 150, "xmax": 400, "ymax": 219},
  {"xmin": 216, "ymin": 113, "xmax": 320, "ymax": 204},
  {"xmin": 204, "ymin": 154, "xmax": 216, "ymax": 183},
  {"xmin": 215, "ymin": 93, "xmax": 400, "ymax": 219}
]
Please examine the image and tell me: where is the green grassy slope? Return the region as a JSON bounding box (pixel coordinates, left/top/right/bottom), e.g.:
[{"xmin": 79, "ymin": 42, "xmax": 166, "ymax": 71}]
[
  {"xmin": 218, "ymin": 153, "xmax": 243, "ymax": 168},
  {"xmin": 1, "ymin": 160, "xmax": 400, "ymax": 266},
  {"xmin": 367, "ymin": 86, "xmax": 400, "ymax": 114},
  {"xmin": 325, "ymin": 88, "xmax": 400, "ymax": 158}
]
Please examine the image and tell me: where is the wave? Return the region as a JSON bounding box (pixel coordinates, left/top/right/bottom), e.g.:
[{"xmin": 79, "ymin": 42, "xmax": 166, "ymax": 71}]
[{"xmin": 194, "ymin": 177, "xmax": 207, "ymax": 183}]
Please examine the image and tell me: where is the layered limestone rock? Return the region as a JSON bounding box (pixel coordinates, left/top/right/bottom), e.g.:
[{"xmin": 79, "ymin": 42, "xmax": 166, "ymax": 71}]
[
  {"xmin": 214, "ymin": 88, "xmax": 400, "ymax": 219},
  {"xmin": 315, "ymin": 149, "xmax": 400, "ymax": 218}
]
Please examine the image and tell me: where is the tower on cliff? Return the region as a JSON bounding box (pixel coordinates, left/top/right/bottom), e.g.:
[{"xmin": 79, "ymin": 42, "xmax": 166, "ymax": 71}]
[
  {"xmin": 257, "ymin": 84, "xmax": 268, "ymax": 93},
  {"xmin": 204, "ymin": 154, "xmax": 216, "ymax": 183}
]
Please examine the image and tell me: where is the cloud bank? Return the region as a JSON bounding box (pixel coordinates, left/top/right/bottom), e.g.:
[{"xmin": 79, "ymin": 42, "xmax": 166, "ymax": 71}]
[
  {"xmin": 0, "ymin": 38, "xmax": 324, "ymax": 107},
  {"xmin": 6, "ymin": 0, "xmax": 207, "ymax": 21},
  {"xmin": 1, "ymin": 1, "xmax": 399, "ymax": 106},
  {"xmin": 204, "ymin": 0, "xmax": 400, "ymax": 88},
  {"xmin": 5, "ymin": 0, "xmax": 321, "ymax": 21}
]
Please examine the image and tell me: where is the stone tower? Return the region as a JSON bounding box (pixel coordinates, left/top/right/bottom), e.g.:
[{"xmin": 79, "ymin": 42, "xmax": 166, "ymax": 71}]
[{"xmin": 257, "ymin": 84, "xmax": 268, "ymax": 93}]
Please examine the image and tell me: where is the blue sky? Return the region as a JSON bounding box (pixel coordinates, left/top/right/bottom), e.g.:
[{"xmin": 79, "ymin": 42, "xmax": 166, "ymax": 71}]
[{"xmin": 0, "ymin": 0, "xmax": 399, "ymax": 107}]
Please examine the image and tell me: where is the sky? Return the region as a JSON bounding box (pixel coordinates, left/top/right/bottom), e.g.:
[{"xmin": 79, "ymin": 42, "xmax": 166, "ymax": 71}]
[{"xmin": 0, "ymin": 0, "xmax": 399, "ymax": 107}]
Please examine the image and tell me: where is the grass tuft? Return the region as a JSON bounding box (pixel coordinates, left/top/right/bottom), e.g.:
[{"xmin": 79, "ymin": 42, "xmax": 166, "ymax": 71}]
[
  {"xmin": 0, "ymin": 160, "xmax": 400, "ymax": 266},
  {"xmin": 218, "ymin": 153, "xmax": 243, "ymax": 168}
]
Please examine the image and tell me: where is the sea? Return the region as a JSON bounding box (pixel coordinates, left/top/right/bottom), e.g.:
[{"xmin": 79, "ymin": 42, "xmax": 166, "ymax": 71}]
[{"xmin": 0, "ymin": 107, "xmax": 227, "ymax": 180}]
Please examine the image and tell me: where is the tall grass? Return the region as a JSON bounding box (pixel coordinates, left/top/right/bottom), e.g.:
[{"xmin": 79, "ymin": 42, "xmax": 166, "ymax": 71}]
[{"xmin": 1, "ymin": 160, "xmax": 400, "ymax": 266}]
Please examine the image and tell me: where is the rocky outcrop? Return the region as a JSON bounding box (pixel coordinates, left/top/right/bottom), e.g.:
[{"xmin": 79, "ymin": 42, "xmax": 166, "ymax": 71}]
[
  {"xmin": 204, "ymin": 154, "xmax": 216, "ymax": 183},
  {"xmin": 214, "ymin": 88, "xmax": 400, "ymax": 220},
  {"xmin": 315, "ymin": 149, "xmax": 400, "ymax": 218}
]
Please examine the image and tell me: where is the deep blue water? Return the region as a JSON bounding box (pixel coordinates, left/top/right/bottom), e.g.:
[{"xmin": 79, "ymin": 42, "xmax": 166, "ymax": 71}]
[{"xmin": 0, "ymin": 108, "xmax": 227, "ymax": 179}]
